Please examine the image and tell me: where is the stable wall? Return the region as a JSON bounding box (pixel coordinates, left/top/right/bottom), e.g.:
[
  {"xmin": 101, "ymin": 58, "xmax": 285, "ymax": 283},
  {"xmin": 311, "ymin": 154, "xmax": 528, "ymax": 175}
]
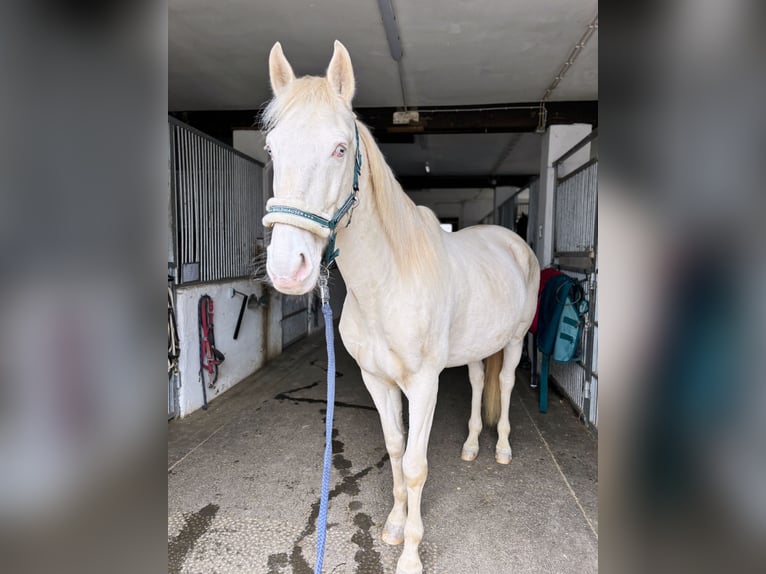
[
  {"xmin": 174, "ymin": 278, "xmax": 282, "ymax": 417},
  {"xmin": 233, "ymin": 130, "xmax": 269, "ymax": 164},
  {"xmin": 406, "ymin": 187, "xmax": 519, "ymax": 228}
]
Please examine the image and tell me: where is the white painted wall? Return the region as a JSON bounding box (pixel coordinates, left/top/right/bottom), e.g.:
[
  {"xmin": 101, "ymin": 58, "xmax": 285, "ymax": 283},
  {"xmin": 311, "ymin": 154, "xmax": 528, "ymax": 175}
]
[
  {"xmin": 174, "ymin": 278, "xmax": 282, "ymax": 417},
  {"xmin": 233, "ymin": 130, "xmax": 269, "ymax": 164}
]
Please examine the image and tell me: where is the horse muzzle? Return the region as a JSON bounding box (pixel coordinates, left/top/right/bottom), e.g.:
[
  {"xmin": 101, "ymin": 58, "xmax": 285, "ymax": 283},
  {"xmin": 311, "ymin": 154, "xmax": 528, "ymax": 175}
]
[{"xmin": 265, "ymin": 223, "xmax": 322, "ymax": 295}]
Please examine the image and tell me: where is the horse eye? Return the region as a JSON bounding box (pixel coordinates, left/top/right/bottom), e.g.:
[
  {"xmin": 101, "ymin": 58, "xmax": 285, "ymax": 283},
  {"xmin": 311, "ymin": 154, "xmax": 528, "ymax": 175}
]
[
  {"xmin": 333, "ymin": 144, "xmax": 347, "ymax": 158},
  {"xmin": 264, "ymin": 145, "xmax": 272, "ymax": 156}
]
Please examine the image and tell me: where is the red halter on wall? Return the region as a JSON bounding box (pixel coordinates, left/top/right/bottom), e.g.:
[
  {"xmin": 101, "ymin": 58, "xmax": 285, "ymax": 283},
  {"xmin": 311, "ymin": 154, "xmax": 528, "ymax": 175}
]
[{"xmin": 198, "ymin": 294, "xmax": 225, "ymax": 409}]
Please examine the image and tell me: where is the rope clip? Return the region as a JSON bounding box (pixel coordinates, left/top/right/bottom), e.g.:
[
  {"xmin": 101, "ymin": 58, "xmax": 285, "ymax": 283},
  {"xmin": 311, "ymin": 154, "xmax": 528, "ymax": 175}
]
[{"xmin": 318, "ymin": 266, "xmax": 330, "ymax": 305}]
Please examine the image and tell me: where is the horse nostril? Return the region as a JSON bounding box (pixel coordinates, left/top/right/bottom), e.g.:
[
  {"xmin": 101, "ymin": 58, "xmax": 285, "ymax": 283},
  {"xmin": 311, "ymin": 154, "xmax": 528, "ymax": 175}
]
[{"xmin": 291, "ymin": 252, "xmax": 310, "ymax": 281}]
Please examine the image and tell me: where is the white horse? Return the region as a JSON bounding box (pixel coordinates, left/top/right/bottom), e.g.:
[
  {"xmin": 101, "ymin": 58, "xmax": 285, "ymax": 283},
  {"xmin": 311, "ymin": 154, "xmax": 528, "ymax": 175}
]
[{"xmin": 262, "ymin": 41, "xmax": 539, "ymax": 574}]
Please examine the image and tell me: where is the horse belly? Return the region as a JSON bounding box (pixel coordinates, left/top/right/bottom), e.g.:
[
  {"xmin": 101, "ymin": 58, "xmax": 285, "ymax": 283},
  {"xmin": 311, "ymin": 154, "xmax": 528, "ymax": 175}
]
[
  {"xmin": 444, "ymin": 268, "xmax": 529, "ymax": 367},
  {"xmin": 445, "ymin": 316, "xmax": 516, "ymax": 367}
]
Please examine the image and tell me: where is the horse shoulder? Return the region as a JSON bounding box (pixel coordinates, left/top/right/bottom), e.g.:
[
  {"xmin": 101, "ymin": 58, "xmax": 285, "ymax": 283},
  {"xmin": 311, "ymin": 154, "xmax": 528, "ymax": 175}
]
[{"xmin": 338, "ymin": 293, "xmax": 365, "ymax": 359}]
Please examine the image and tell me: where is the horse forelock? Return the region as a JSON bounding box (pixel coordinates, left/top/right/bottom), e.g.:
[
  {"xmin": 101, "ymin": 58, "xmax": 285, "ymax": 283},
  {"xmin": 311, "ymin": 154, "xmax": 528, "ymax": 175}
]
[{"xmin": 261, "ymin": 76, "xmax": 353, "ymax": 133}]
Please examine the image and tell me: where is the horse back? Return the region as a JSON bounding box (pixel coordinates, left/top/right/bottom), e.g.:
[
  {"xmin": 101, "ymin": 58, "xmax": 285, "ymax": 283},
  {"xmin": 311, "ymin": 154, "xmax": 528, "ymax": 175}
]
[{"xmin": 442, "ymin": 225, "xmax": 539, "ymax": 365}]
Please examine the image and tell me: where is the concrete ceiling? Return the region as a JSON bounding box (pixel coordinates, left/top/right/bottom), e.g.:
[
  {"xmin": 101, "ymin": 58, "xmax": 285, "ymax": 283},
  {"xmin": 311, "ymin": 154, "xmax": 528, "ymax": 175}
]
[{"xmin": 169, "ymin": 0, "xmax": 597, "ymax": 183}]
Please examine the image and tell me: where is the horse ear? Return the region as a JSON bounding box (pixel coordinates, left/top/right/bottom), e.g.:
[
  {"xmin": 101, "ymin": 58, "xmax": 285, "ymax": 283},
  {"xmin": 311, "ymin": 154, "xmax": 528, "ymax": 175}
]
[
  {"xmin": 326, "ymin": 40, "xmax": 355, "ymax": 106},
  {"xmin": 269, "ymin": 42, "xmax": 295, "ymax": 96}
]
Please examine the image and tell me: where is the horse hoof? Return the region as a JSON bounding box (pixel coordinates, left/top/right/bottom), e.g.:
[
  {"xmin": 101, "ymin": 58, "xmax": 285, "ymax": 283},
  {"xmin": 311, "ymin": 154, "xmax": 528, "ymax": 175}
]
[
  {"xmin": 495, "ymin": 449, "xmax": 512, "ymax": 465},
  {"xmin": 460, "ymin": 447, "xmax": 478, "ymax": 461},
  {"xmin": 381, "ymin": 523, "xmax": 404, "ymax": 546},
  {"xmin": 395, "ymin": 559, "xmax": 423, "ymax": 574}
]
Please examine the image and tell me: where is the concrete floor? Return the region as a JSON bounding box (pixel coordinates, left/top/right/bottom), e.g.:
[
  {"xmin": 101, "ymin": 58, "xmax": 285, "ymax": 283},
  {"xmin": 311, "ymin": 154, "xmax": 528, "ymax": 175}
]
[{"xmin": 168, "ymin": 330, "xmax": 598, "ymax": 574}]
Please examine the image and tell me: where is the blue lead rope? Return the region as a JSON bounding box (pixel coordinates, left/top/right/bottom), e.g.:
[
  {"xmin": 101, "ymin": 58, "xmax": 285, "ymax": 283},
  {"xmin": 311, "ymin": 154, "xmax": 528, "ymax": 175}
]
[
  {"xmin": 314, "ymin": 272, "xmax": 335, "ymax": 574},
  {"xmin": 264, "ymin": 123, "xmax": 362, "ymax": 570}
]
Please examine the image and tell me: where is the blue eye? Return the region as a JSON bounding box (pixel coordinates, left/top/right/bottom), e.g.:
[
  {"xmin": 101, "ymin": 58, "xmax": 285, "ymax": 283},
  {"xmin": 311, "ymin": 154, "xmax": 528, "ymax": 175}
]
[{"xmin": 333, "ymin": 144, "xmax": 347, "ymax": 158}]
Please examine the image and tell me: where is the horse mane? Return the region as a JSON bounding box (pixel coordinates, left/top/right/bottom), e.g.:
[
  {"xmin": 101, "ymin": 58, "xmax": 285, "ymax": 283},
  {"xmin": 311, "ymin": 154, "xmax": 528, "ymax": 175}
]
[
  {"xmin": 356, "ymin": 122, "xmax": 444, "ymax": 280},
  {"xmin": 262, "ymin": 77, "xmax": 443, "ymax": 280}
]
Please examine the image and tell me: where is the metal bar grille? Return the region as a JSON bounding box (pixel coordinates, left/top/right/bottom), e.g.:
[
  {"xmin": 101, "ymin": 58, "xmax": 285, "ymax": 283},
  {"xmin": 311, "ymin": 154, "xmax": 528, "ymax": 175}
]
[
  {"xmin": 550, "ymin": 132, "xmax": 598, "ymax": 428},
  {"xmin": 554, "ymin": 161, "xmax": 597, "ymax": 255},
  {"xmin": 526, "ymin": 178, "xmax": 539, "ymax": 246},
  {"xmin": 589, "ymin": 274, "xmax": 599, "ymax": 427},
  {"xmin": 550, "ymin": 359, "xmax": 588, "ymax": 416},
  {"xmin": 493, "ymin": 182, "xmax": 535, "ymax": 236},
  {"xmin": 169, "ymin": 117, "xmax": 264, "ymax": 284}
]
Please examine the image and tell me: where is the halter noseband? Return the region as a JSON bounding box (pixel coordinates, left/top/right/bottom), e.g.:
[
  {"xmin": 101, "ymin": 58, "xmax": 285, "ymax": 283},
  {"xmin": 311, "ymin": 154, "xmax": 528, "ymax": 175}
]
[{"xmin": 262, "ymin": 123, "xmax": 362, "ymax": 266}]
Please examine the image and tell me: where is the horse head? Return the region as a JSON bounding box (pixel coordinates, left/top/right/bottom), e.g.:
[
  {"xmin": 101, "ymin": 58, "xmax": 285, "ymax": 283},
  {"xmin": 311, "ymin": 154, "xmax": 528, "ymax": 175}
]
[{"xmin": 262, "ymin": 41, "xmax": 359, "ymax": 295}]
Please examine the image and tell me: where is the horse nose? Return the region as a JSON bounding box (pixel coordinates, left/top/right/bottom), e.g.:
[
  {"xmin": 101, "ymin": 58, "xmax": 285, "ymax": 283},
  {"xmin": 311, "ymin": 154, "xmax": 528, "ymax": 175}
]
[
  {"xmin": 271, "ymin": 250, "xmax": 310, "ymax": 282},
  {"xmin": 291, "ymin": 252, "xmax": 310, "ymax": 281}
]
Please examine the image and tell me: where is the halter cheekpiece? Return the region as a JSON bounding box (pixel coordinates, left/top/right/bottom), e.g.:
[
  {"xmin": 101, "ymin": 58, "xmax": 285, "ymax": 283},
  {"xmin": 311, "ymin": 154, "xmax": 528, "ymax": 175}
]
[{"xmin": 262, "ymin": 123, "xmax": 362, "ymax": 266}]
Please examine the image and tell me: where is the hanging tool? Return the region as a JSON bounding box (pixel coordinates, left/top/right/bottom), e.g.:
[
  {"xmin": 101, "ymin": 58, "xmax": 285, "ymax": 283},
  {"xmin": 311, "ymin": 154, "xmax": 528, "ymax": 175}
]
[
  {"xmin": 230, "ymin": 288, "xmax": 250, "ymax": 340},
  {"xmin": 230, "ymin": 287, "xmax": 270, "ymax": 340}
]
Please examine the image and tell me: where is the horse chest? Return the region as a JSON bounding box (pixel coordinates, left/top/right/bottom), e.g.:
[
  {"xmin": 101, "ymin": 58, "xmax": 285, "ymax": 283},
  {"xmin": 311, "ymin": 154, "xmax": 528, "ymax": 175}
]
[{"xmin": 339, "ymin": 302, "xmax": 432, "ymax": 383}]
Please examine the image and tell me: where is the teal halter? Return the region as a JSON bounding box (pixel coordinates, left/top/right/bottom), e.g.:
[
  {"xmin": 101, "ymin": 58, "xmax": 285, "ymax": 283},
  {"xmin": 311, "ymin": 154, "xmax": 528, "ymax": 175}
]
[{"xmin": 265, "ymin": 123, "xmax": 362, "ymax": 266}]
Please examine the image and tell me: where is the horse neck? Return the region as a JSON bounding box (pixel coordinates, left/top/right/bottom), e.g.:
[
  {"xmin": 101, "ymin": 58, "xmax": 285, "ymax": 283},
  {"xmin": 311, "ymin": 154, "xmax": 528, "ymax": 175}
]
[
  {"xmin": 334, "ymin": 127, "xmax": 443, "ymax": 299},
  {"xmin": 333, "ymin": 168, "xmax": 394, "ymax": 295}
]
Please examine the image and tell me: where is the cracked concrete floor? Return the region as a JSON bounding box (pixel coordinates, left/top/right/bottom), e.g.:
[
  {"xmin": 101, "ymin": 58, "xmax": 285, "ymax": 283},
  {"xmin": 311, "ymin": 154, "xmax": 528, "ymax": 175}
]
[{"xmin": 168, "ymin": 330, "xmax": 598, "ymax": 573}]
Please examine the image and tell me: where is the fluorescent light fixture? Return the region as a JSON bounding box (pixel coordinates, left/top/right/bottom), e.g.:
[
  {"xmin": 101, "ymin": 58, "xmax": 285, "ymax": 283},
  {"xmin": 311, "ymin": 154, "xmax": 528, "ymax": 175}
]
[
  {"xmin": 536, "ymin": 102, "xmax": 548, "ymax": 134},
  {"xmin": 393, "ymin": 110, "xmax": 419, "ymax": 124},
  {"xmin": 378, "ymin": 0, "xmax": 402, "ymax": 61}
]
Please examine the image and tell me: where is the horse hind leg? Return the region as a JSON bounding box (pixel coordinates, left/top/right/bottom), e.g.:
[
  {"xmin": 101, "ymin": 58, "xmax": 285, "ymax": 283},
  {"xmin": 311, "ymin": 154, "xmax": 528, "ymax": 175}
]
[
  {"xmin": 495, "ymin": 338, "xmax": 524, "ymax": 464},
  {"xmin": 461, "ymin": 361, "xmax": 484, "ymax": 461}
]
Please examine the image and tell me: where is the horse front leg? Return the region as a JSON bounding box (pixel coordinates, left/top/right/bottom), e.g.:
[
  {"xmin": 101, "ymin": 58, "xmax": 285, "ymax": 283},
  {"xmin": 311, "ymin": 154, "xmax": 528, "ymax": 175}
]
[
  {"xmin": 360, "ymin": 370, "xmax": 407, "ymax": 545},
  {"xmin": 397, "ymin": 372, "xmax": 439, "ymax": 574}
]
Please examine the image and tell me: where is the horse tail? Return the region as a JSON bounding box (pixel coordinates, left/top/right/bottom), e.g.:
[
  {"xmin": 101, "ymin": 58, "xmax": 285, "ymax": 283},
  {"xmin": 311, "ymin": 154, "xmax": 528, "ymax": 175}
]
[{"xmin": 482, "ymin": 351, "xmax": 504, "ymax": 427}]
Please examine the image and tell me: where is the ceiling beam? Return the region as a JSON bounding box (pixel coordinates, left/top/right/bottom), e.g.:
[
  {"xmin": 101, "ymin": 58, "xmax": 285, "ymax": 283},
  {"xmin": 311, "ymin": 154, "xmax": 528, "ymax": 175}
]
[
  {"xmin": 397, "ymin": 174, "xmax": 534, "ymax": 190},
  {"xmin": 169, "ymin": 100, "xmax": 597, "ymax": 145},
  {"xmin": 358, "ymin": 101, "xmax": 598, "ymax": 135}
]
